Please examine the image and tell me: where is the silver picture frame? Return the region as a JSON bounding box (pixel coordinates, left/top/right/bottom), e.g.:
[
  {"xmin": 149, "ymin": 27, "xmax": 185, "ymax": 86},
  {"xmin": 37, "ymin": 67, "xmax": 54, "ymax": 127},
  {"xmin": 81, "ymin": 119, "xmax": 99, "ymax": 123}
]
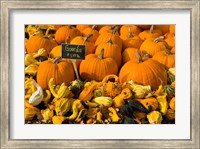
[{"xmin": 1, "ymin": 0, "xmax": 199, "ymax": 148}]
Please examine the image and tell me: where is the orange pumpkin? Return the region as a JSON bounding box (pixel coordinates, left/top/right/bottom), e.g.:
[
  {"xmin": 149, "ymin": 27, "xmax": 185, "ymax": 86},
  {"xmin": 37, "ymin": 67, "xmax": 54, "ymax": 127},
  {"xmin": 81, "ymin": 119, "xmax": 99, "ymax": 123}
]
[
  {"xmin": 95, "ymin": 26, "xmax": 122, "ymax": 50},
  {"xmin": 98, "ymin": 25, "xmax": 119, "ymax": 35},
  {"xmin": 138, "ymin": 25, "xmax": 162, "ymax": 41},
  {"xmin": 25, "ymin": 35, "xmax": 57, "ymax": 54},
  {"xmin": 171, "ymin": 47, "xmax": 175, "ymax": 54},
  {"xmin": 76, "ymin": 25, "xmax": 92, "ymax": 32},
  {"xmin": 164, "ymin": 33, "xmax": 175, "ymax": 49},
  {"xmin": 140, "ymin": 36, "xmax": 168, "ymax": 57},
  {"xmin": 70, "ymin": 34, "xmax": 95, "ymax": 55},
  {"xmin": 121, "ymin": 31, "xmax": 143, "ymax": 51},
  {"xmin": 120, "ymin": 25, "xmax": 141, "ymax": 37},
  {"xmin": 122, "ymin": 48, "xmax": 140, "ymax": 65},
  {"xmin": 55, "ymin": 26, "xmax": 81, "ymax": 44},
  {"xmin": 95, "ymin": 39, "xmax": 122, "ymax": 68},
  {"xmin": 82, "ymin": 25, "xmax": 100, "ymax": 43},
  {"xmin": 169, "ymin": 25, "xmax": 175, "ymax": 34},
  {"xmin": 154, "ymin": 25, "xmax": 170, "ymax": 35},
  {"xmin": 119, "ymin": 52, "xmax": 167, "ymax": 90},
  {"xmin": 79, "ymin": 48, "xmax": 118, "ymax": 82},
  {"xmin": 152, "ymin": 49, "xmax": 175, "ymax": 69},
  {"xmin": 36, "ymin": 57, "xmax": 75, "ymax": 90}
]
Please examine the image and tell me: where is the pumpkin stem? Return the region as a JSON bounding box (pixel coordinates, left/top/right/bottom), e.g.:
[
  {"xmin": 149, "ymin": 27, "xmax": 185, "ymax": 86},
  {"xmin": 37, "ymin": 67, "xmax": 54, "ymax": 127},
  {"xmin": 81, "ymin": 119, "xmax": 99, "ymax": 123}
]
[
  {"xmin": 154, "ymin": 36, "xmax": 165, "ymax": 43},
  {"xmin": 65, "ymin": 36, "xmax": 70, "ymax": 44},
  {"xmin": 84, "ymin": 34, "xmax": 93, "ymax": 41},
  {"xmin": 135, "ymin": 51, "xmax": 143, "ymax": 63},
  {"xmin": 164, "ymin": 45, "xmax": 172, "ymax": 55},
  {"xmin": 98, "ymin": 48, "xmax": 104, "ymax": 59},
  {"xmin": 149, "ymin": 25, "xmax": 154, "ymax": 34},
  {"xmin": 111, "ymin": 25, "xmax": 117, "ymax": 30},
  {"xmin": 53, "ymin": 56, "xmax": 62, "ymax": 64},
  {"xmin": 107, "ymin": 38, "xmax": 113, "ymax": 44},
  {"xmin": 112, "ymin": 26, "xmax": 119, "ymax": 35},
  {"xmin": 128, "ymin": 26, "xmax": 134, "ymax": 38},
  {"xmin": 92, "ymin": 25, "xmax": 97, "ymax": 30}
]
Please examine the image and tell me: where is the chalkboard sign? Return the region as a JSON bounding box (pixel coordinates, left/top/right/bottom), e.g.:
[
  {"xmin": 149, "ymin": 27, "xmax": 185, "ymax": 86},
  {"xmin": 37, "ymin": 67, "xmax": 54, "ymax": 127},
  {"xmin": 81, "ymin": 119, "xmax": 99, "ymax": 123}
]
[{"xmin": 61, "ymin": 43, "xmax": 86, "ymax": 60}]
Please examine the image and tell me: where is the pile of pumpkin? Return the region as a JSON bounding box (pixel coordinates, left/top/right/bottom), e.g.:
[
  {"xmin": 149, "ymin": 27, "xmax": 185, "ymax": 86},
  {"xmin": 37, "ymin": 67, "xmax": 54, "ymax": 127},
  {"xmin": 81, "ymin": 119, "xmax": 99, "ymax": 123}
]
[{"xmin": 25, "ymin": 24, "xmax": 175, "ymax": 124}]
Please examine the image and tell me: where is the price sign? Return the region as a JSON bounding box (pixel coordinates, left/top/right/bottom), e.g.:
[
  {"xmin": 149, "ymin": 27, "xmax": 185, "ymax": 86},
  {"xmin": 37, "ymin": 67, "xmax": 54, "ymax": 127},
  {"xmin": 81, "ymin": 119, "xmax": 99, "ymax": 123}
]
[{"xmin": 61, "ymin": 43, "xmax": 86, "ymax": 60}]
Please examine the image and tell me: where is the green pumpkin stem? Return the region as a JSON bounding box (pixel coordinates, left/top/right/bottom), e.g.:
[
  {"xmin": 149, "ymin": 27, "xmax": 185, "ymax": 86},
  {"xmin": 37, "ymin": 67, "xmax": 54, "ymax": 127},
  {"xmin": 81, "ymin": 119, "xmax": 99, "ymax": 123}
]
[
  {"xmin": 98, "ymin": 48, "xmax": 104, "ymax": 59},
  {"xmin": 53, "ymin": 56, "xmax": 62, "ymax": 64},
  {"xmin": 135, "ymin": 51, "xmax": 143, "ymax": 63},
  {"xmin": 84, "ymin": 34, "xmax": 93, "ymax": 41},
  {"xmin": 149, "ymin": 25, "xmax": 154, "ymax": 34}
]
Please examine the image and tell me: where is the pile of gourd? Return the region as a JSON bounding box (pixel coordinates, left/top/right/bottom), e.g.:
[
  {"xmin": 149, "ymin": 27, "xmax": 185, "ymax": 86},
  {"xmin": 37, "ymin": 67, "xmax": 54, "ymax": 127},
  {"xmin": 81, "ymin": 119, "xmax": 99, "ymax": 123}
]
[{"xmin": 25, "ymin": 25, "xmax": 175, "ymax": 124}]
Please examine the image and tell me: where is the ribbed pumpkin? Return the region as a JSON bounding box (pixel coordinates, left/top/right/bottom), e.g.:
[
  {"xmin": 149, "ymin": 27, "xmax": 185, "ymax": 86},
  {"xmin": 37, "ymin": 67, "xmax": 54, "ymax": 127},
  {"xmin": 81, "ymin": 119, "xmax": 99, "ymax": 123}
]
[
  {"xmin": 140, "ymin": 36, "xmax": 168, "ymax": 57},
  {"xmin": 171, "ymin": 47, "xmax": 175, "ymax": 54},
  {"xmin": 164, "ymin": 33, "xmax": 175, "ymax": 49},
  {"xmin": 70, "ymin": 34, "xmax": 95, "ymax": 55},
  {"xmin": 98, "ymin": 25, "xmax": 119, "ymax": 35},
  {"xmin": 120, "ymin": 25, "xmax": 141, "ymax": 37},
  {"xmin": 55, "ymin": 26, "xmax": 81, "ymax": 44},
  {"xmin": 95, "ymin": 26, "xmax": 122, "ymax": 50},
  {"xmin": 76, "ymin": 25, "xmax": 92, "ymax": 32},
  {"xmin": 154, "ymin": 25, "xmax": 170, "ymax": 35},
  {"xmin": 122, "ymin": 48, "xmax": 140, "ymax": 65},
  {"xmin": 26, "ymin": 34, "xmax": 57, "ymax": 54},
  {"xmin": 152, "ymin": 48, "xmax": 175, "ymax": 69},
  {"xmin": 95, "ymin": 39, "xmax": 122, "ymax": 68},
  {"xmin": 82, "ymin": 25, "xmax": 100, "ymax": 43},
  {"xmin": 138, "ymin": 25, "xmax": 163, "ymax": 41},
  {"xmin": 36, "ymin": 57, "xmax": 75, "ymax": 90},
  {"xmin": 169, "ymin": 25, "xmax": 175, "ymax": 34},
  {"xmin": 121, "ymin": 31, "xmax": 143, "ymax": 51},
  {"xmin": 119, "ymin": 52, "xmax": 167, "ymax": 90},
  {"xmin": 79, "ymin": 48, "xmax": 118, "ymax": 82}
]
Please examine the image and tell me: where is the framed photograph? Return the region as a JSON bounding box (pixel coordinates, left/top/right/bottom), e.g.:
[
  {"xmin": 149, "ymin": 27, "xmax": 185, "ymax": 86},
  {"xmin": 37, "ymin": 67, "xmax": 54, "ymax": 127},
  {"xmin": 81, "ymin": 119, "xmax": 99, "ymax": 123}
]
[{"xmin": 1, "ymin": 0, "xmax": 199, "ymax": 148}]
